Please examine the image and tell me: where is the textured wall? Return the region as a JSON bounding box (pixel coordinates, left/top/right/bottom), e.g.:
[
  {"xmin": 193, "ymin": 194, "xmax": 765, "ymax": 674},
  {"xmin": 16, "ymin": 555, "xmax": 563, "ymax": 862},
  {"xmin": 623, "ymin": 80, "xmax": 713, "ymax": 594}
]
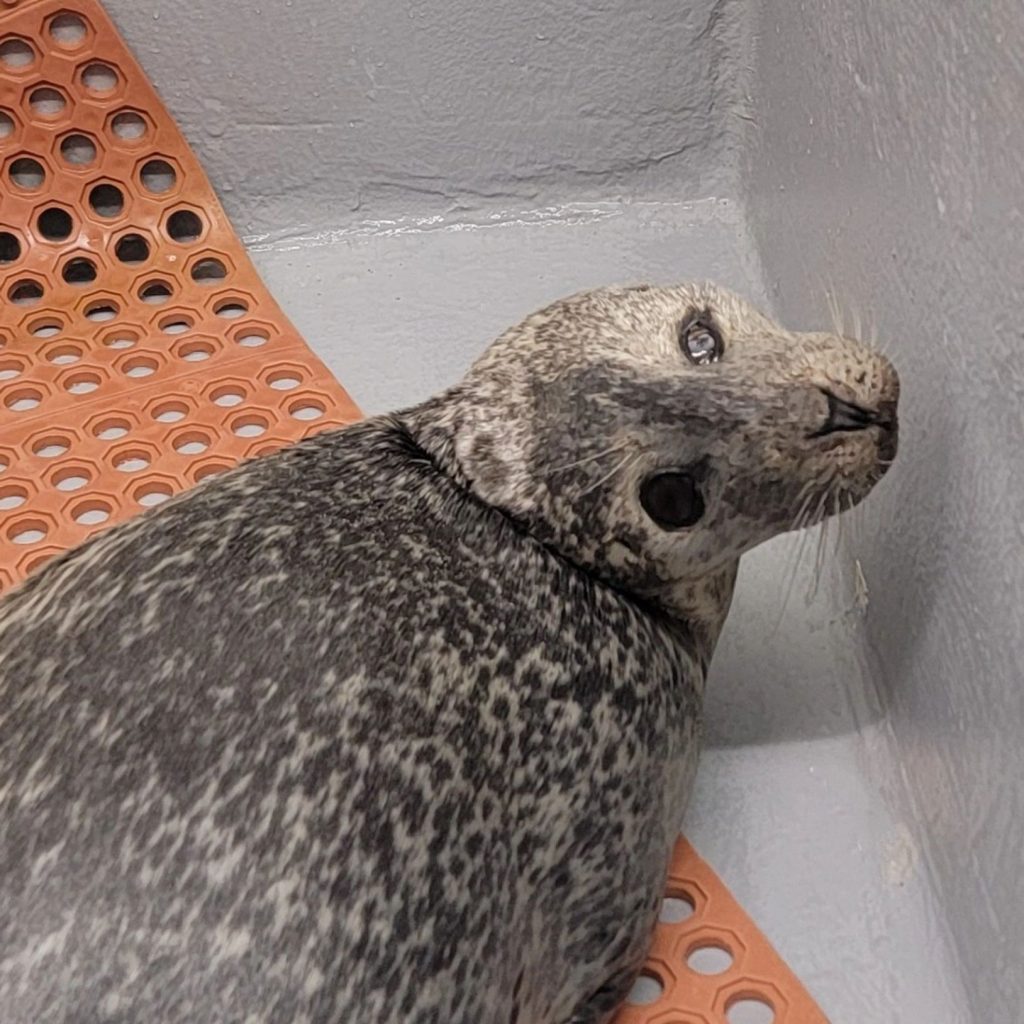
[
  {"xmin": 103, "ymin": 0, "xmax": 750, "ymax": 239},
  {"xmin": 745, "ymin": 1, "xmax": 1024, "ymax": 1016}
]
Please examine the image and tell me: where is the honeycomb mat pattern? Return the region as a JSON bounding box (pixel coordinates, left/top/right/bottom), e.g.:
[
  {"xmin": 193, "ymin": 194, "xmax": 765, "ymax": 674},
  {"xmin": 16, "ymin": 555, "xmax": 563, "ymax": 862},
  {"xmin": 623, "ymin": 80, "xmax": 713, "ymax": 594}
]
[
  {"xmin": 0, "ymin": 0, "xmax": 360, "ymax": 590},
  {"xmin": 618, "ymin": 839, "xmax": 829, "ymax": 1024},
  {"xmin": 0, "ymin": 4, "xmax": 831, "ymax": 1023}
]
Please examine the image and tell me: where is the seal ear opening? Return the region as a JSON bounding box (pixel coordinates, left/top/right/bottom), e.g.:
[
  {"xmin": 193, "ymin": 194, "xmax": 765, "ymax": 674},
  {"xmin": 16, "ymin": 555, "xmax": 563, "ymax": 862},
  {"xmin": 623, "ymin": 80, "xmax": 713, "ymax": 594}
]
[{"xmin": 640, "ymin": 471, "xmax": 705, "ymax": 530}]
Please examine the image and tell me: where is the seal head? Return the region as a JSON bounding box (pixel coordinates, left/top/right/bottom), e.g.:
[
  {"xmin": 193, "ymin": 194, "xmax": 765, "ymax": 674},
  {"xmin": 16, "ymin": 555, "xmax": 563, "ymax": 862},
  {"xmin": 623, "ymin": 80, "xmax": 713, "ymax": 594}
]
[{"xmin": 415, "ymin": 280, "xmax": 898, "ymax": 638}]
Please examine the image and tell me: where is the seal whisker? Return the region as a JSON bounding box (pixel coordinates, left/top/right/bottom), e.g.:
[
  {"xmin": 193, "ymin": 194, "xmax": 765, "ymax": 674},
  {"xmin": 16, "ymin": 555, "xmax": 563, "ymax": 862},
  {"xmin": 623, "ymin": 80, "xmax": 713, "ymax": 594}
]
[
  {"xmin": 774, "ymin": 489, "xmax": 823, "ymax": 631},
  {"xmin": 810, "ymin": 518, "xmax": 829, "ymax": 601},
  {"xmin": 832, "ymin": 490, "xmax": 847, "ymax": 558},
  {"xmin": 551, "ymin": 441, "xmax": 630, "ymax": 475},
  {"xmin": 579, "ymin": 450, "xmax": 641, "ymax": 498},
  {"xmin": 851, "ymin": 304, "xmax": 863, "ymax": 343},
  {"xmin": 825, "ymin": 280, "xmax": 846, "ymax": 338},
  {"xmin": 805, "ymin": 486, "xmax": 836, "ymax": 603}
]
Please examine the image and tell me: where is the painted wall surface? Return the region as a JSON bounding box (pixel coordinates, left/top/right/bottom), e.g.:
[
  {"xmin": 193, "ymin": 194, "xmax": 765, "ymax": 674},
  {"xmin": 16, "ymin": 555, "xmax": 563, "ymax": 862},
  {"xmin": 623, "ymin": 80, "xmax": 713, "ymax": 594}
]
[
  {"xmin": 104, "ymin": 0, "xmax": 749, "ymax": 239},
  {"xmin": 745, "ymin": 0, "xmax": 1024, "ymax": 1016}
]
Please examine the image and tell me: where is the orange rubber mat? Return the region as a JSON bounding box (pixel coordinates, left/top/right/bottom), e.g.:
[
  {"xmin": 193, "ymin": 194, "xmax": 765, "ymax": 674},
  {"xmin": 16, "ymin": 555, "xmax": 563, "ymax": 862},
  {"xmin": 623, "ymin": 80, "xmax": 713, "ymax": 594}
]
[
  {"xmin": 619, "ymin": 839, "xmax": 828, "ymax": 1023},
  {"xmin": 0, "ymin": 0, "xmax": 359, "ymax": 591},
  {"xmin": 0, "ymin": 4, "xmax": 830, "ymax": 1023}
]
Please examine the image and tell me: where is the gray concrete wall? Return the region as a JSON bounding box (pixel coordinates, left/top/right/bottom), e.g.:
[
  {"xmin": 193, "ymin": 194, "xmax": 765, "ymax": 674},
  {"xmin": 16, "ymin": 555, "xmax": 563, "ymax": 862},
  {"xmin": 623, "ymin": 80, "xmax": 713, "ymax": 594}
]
[
  {"xmin": 106, "ymin": 0, "xmax": 752, "ymax": 240},
  {"xmin": 744, "ymin": 1, "xmax": 1024, "ymax": 1017}
]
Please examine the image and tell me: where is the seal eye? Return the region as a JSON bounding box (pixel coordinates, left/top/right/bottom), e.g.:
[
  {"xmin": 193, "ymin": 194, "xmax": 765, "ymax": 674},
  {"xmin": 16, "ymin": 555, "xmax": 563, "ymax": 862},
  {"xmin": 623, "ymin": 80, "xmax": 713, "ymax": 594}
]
[
  {"xmin": 680, "ymin": 317, "xmax": 723, "ymax": 365},
  {"xmin": 640, "ymin": 471, "xmax": 705, "ymax": 530}
]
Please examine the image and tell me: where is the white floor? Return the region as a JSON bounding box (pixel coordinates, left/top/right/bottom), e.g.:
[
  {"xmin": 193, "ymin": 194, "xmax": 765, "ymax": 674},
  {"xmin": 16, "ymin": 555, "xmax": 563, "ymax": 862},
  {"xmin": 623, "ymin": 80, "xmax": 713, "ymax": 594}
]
[{"xmin": 251, "ymin": 199, "xmax": 970, "ymax": 1023}]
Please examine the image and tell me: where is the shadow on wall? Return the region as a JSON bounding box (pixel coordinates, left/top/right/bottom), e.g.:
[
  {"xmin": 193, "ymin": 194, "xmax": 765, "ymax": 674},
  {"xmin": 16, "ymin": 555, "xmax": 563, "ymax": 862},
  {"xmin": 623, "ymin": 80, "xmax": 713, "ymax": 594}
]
[
  {"xmin": 859, "ymin": 381, "xmax": 955, "ymax": 710},
  {"xmin": 701, "ymin": 532, "xmax": 880, "ymax": 749}
]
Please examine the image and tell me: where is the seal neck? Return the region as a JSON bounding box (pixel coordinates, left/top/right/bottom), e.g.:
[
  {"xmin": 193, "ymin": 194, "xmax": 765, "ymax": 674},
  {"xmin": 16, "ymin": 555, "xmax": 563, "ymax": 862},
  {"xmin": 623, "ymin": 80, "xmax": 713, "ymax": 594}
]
[{"xmin": 400, "ymin": 388, "xmax": 740, "ymax": 667}]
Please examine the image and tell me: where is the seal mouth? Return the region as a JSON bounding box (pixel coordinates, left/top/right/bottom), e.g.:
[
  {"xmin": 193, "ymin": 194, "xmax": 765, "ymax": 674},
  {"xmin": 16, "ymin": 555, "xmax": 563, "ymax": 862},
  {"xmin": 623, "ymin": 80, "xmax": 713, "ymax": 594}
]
[{"xmin": 809, "ymin": 389, "xmax": 895, "ymax": 439}]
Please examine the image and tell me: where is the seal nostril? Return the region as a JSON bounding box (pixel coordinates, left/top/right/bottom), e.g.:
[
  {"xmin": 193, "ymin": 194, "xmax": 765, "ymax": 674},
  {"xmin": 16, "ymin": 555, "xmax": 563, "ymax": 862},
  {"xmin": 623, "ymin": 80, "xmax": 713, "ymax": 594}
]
[{"xmin": 811, "ymin": 389, "xmax": 881, "ymax": 438}]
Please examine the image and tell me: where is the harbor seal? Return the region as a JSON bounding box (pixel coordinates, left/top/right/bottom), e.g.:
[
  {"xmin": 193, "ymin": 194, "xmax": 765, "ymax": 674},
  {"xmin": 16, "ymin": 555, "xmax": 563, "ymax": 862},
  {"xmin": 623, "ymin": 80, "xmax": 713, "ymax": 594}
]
[{"xmin": 0, "ymin": 281, "xmax": 898, "ymax": 1024}]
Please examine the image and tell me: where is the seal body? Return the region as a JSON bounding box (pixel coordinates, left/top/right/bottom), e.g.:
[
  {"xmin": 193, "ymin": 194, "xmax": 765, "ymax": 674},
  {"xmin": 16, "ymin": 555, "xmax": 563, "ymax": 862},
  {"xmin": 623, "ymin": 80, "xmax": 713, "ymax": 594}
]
[
  {"xmin": 0, "ymin": 420, "xmax": 700, "ymax": 1024},
  {"xmin": 0, "ymin": 282, "xmax": 898, "ymax": 1024}
]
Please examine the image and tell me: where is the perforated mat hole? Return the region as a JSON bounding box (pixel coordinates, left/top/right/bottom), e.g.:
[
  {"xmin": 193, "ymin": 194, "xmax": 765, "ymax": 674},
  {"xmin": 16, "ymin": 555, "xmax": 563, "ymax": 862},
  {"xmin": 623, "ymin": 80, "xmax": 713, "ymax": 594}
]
[
  {"xmin": 8, "ymin": 280, "xmax": 44, "ymax": 306},
  {"xmin": 9, "ymin": 157, "xmax": 46, "ymax": 190},
  {"xmin": 89, "ymin": 183, "xmax": 125, "ymax": 219},
  {"xmin": 288, "ymin": 398, "xmax": 325, "ymax": 422},
  {"xmin": 625, "ymin": 972, "xmax": 664, "ymax": 1007},
  {"xmin": 234, "ymin": 326, "xmax": 269, "ymax": 348},
  {"xmin": 138, "ymin": 279, "xmax": 174, "ymax": 304},
  {"xmin": 0, "ymin": 37, "xmax": 35, "ymax": 70},
  {"xmin": 177, "ymin": 340, "xmax": 214, "ymax": 362},
  {"xmin": 115, "ymin": 233, "xmax": 150, "ymax": 264},
  {"xmin": 659, "ymin": 892, "xmax": 697, "ymax": 924},
  {"xmin": 8, "ymin": 519, "xmax": 48, "ymax": 545},
  {"xmin": 152, "ymin": 400, "xmax": 189, "ymax": 423},
  {"xmin": 92, "ymin": 417, "xmax": 130, "ymax": 441},
  {"xmin": 214, "ymin": 298, "xmax": 249, "ymax": 319},
  {"xmin": 23, "ymin": 551, "xmax": 55, "ymax": 576},
  {"xmin": 134, "ymin": 480, "xmax": 173, "ymax": 507},
  {"xmin": 37, "ymin": 207, "xmax": 74, "ymax": 242},
  {"xmin": 0, "ymin": 484, "xmax": 29, "ymax": 512},
  {"xmin": 49, "ymin": 13, "xmax": 88, "ymax": 49},
  {"xmin": 0, "ymin": 110, "xmax": 14, "ymax": 138},
  {"xmin": 63, "ymin": 371, "xmax": 101, "ymax": 395},
  {"xmin": 62, "ymin": 257, "xmax": 98, "ymax": 286},
  {"xmin": 211, "ymin": 385, "xmax": 247, "ymax": 407},
  {"xmin": 32, "ymin": 435, "xmax": 72, "ymax": 458},
  {"xmin": 0, "ymin": 232, "xmax": 22, "ymax": 264},
  {"xmin": 0, "ymin": 357, "xmax": 24, "ymax": 381},
  {"xmin": 46, "ymin": 344, "xmax": 82, "ymax": 366},
  {"xmin": 159, "ymin": 313, "xmax": 194, "ymax": 335},
  {"xmin": 71, "ymin": 498, "xmax": 112, "ymax": 527},
  {"xmin": 84, "ymin": 299, "xmax": 119, "ymax": 322},
  {"xmin": 268, "ymin": 371, "xmax": 301, "ymax": 390},
  {"xmin": 60, "ymin": 133, "xmax": 97, "ymax": 166},
  {"xmin": 193, "ymin": 461, "xmax": 230, "ymax": 483},
  {"xmin": 166, "ymin": 209, "xmax": 204, "ymax": 244},
  {"xmin": 29, "ymin": 87, "xmax": 67, "ymax": 119},
  {"xmin": 685, "ymin": 943, "xmax": 734, "ymax": 976},
  {"xmin": 3, "ymin": 387, "xmax": 42, "ymax": 412},
  {"xmin": 140, "ymin": 158, "xmax": 176, "ymax": 194},
  {"xmin": 29, "ymin": 316, "xmax": 63, "ymax": 338},
  {"xmin": 111, "ymin": 110, "xmax": 146, "ymax": 142},
  {"xmin": 191, "ymin": 257, "xmax": 227, "ymax": 285},
  {"xmin": 53, "ymin": 466, "xmax": 91, "ymax": 491},
  {"xmin": 121, "ymin": 356, "xmax": 158, "ymax": 379},
  {"xmin": 248, "ymin": 440, "xmax": 285, "ymax": 459},
  {"xmin": 81, "ymin": 62, "xmax": 119, "ymax": 95},
  {"xmin": 231, "ymin": 414, "xmax": 269, "ymax": 438},
  {"xmin": 173, "ymin": 430, "xmax": 211, "ymax": 456},
  {"xmin": 0, "ymin": 359, "xmax": 19, "ymax": 380},
  {"xmin": 101, "ymin": 329, "xmax": 137, "ymax": 350},
  {"xmin": 726, "ymin": 996, "xmax": 776, "ymax": 1024},
  {"xmin": 114, "ymin": 450, "xmax": 151, "ymax": 473}
]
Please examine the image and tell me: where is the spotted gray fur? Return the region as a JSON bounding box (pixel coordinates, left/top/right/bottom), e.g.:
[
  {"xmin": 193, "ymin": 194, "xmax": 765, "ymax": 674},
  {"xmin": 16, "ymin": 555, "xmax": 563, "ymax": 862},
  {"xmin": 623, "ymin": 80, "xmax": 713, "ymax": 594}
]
[{"xmin": 0, "ymin": 282, "xmax": 898, "ymax": 1024}]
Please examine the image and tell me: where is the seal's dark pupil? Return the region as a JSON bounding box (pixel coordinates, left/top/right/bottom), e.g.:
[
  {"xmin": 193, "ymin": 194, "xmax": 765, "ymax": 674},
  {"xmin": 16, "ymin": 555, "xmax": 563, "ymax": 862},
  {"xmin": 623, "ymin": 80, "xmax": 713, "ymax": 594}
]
[{"xmin": 640, "ymin": 472, "xmax": 705, "ymax": 530}]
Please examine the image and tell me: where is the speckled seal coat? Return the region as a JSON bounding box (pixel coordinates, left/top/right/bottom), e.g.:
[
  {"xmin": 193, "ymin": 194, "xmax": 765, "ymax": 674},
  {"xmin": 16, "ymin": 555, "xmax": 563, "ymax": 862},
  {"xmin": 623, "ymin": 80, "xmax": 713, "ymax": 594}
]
[{"xmin": 0, "ymin": 283, "xmax": 898, "ymax": 1024}]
